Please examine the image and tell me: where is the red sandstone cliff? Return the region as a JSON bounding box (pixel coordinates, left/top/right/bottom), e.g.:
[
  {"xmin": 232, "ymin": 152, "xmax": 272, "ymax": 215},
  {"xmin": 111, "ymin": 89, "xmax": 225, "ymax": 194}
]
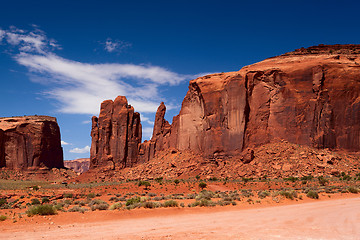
[
  {"xmin": 90, "ymin": 96, "xmax": 142, "ymax": 169},
  {"xmin": 0, "ymin": 116, "xmax": 64, "ymax": 169},
  {"xmin": 90, "ymin": 44, "xmax": 360, "ymax": 170}
]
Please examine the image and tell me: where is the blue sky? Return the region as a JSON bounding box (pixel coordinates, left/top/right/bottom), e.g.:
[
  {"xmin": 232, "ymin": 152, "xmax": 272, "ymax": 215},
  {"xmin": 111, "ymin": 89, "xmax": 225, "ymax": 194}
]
[{"xmin": 1, "ymin": 0, "xmax": 359, "ymax": 160}]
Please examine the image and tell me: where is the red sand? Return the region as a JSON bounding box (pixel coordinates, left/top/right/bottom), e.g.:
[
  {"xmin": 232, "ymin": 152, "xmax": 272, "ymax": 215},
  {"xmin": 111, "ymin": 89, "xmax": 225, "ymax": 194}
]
[{"xmin": 1, "ymin": 197, "xmax": 359, "ymax": 240}]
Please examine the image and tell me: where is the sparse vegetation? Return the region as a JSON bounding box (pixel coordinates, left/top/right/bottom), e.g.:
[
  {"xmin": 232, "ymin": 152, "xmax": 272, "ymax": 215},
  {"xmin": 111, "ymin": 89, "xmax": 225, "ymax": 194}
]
[
  {"xmin": 307, "ymin": 190, "xmax": 319, "ymax": 199},
  {"xmin": 198, "ymin": 182, "xmax": 207, "ymax": 190},
  {"xmin": 26, "ymin": 204, "xmax": 57, "ymax": 216}
]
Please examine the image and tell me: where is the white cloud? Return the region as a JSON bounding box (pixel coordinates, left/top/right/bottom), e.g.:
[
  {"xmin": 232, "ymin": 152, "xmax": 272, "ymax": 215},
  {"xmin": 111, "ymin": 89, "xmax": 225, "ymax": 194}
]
[
  {"xmin": 61, "ymin": 140, "xmax": 70, "ymax": 146},
  {"xmin": 82, "ymin": 120, "xmax": 91, "ymax": 124},
  {"xmin": 1, "ymin": 26, "xmax": 204, "ymax": 117},
  {"xmin": 70, "ymin": 145, "xmax": 90, "ymax": 154},
  {"xmin": 142, "ymin": 127, "xmax": 154, "ymax": 140},
  {"xmin": 0, "ymin": 26, "xmax": 60, "ymax": 54},
  {"xmin": 103, "ymin": 38, "xmax": 131, "ymax": 53}
]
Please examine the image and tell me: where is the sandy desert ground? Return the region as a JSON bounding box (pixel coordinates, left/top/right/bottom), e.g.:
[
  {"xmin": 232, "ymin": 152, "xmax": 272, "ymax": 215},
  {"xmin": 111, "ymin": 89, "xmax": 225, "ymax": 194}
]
[{"xmin": 1, "ymin": 197, "xmax": 359, "ymax": 240}]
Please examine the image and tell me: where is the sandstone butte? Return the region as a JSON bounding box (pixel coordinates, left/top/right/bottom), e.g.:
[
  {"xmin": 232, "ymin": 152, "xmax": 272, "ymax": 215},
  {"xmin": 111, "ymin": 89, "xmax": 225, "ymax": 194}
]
[
  {"xmin": 90, "ymin": 44, "xmax": 360, "ymax": 172},
  {"xmin": 0, "ymin": 115, "xmax": 64, "ymax": 170}
]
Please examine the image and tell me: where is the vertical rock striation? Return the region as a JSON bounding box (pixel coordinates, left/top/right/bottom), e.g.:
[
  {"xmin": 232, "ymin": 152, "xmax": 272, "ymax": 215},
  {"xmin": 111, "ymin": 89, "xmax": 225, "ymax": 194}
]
[
  {"xmin": 0, "ymin": 116, "xmax": 64, "ymax": 169},
  {"xmin": 90, "ymin": 44, "xmax": 360, "ymax": 170},
  {"xmin": 90, "ymin": 96, "xmax": 142, "ymax": 169}
]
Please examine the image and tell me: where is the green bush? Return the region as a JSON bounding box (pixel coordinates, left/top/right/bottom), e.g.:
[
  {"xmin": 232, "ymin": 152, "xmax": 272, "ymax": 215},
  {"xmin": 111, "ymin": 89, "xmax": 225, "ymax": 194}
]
[
  {"xmin": 174, "ymin": 179, "xmax": 180, "ymax": 185},
  {"xmin": 192, "ymin": 199, "xmax": 216, "ymax": 207},
  {"xmin": 138, "ymin": 181, "xmax": 151, "ymax": 189},
  {"xmin": 126, "ymin": 197, "xmax": 141, "ymax": 206},
  {"xmin": 0, "ymin": 198, "xmax": 7, "ymax": 207},
  {"xmin": 318, "ymin": 176, "xmax": 328, "ymax": 186},
  {"xmin": 31, "ymin": 198, "xmax": 41, "ymax": 205},
  {"xmin": 68, "ymin": 206, "xmax": 87, "ymax": 213},
  {"xmin": 163, "ymin": 200, "xmax": 178, "ymax": 207},
  {"xmin": 279, "ymin": 190, "xmax": 297, "ymax": 200},
  {"xmin": 196, "ymin": 190, "xmax": 214, "ymax": 201},
  {"xmin": 198, "ymin": 182, "xmax": 207, "ymax": 190},
  {"xmin": 88, "ymin": 199, "xmax": 109, "ymax": 211},
  {"xmin": 307, "ymin": 190, "xmax": 319, "ymax": 199},
  {"xmin": 283, "ymin": 176, "xmax": 298, "ymax": 182},
  {"xmin": 63, "ymin": 193, "xmax": 74, "ymax": 198},
  {"xmin": 258, "ymin": 190, "xmax": 270, "ymax": 199},
  {"xmin": 87, "ymin": 193, "xmax": 96, "ymax": 199},
  {"xmin": 109, "ymin": 202, "xmax": 123, "ymax": 210},
  {"xmin": 142, "ymin": 201, "xmax": 162, "ymax": 209},
  {"xmin": 26, "ymin": 204, "xmax": 56, "ymax": 216},
  {"xmin": 41, "ymin": 197, "xmax": 50, "ymax": 204},
  {"xmin": 348, "ymin": 187, "xmax": 358, "ymax": 194},
  {"xmin": 0, "ymin": 215, "xmax": 7, "ymax": 221}
]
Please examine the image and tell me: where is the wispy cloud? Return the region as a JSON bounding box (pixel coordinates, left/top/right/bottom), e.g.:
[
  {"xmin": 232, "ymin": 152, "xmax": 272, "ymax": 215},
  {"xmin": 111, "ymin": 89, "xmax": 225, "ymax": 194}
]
[
  {"xmin": 142, "ymin": 127, "xmax": 154, "ymax": 140},
  {"xmin": 61, "ymin": 140, "xmax": 70, "ymax": 146},
  {"xmin": 103, "ymin": 38, "xmax": 131, "ymax": 53},
  {"xmin": 69, "ymin": 145, "xmax": 90, "ymax": 154},
  {"xmin": 0, "ymin": 26, "xmax": 200, "ymax": 116}
]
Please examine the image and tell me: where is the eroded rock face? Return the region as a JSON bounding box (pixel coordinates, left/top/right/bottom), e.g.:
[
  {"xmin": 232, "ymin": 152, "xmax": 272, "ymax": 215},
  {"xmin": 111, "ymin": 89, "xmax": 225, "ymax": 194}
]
[
  {"xmin": 90, "ymin": 96, "xmax": 142, "ymax": 169},
  {"xmin": 90, "ymin": 45, "xmax": 360, "ymax": 170},
  {"xmin": 0, "ymin": 116, "xmax": 64, "ymax": 169}
]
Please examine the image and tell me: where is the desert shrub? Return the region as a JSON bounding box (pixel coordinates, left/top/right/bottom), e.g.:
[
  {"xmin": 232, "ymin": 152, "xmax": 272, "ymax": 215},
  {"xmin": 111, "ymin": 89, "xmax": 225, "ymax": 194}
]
[
  {"xmin": 192, "ymin": 199, "xmax": 216, "ymax": 207},
  {"xmin": 0, "ymin": 215, "xmax": 7, "ymax": 221},
  {"xmin": 195, "ymin": 175, "xmax": 201, "ymax": 180},
  {"xmin": 242, "ymin": 177, "xmax": 253, "ymax": 183},
  {"xmin": 278, "ymin": 190, "xmax": 297, "ymax": 200},
  {"xmin": 31, "ymin": 198, "xmax": 41, "ymax": 205},
  {"xmin": 138, "ymin": 181, "xmax": 151, "ymax": 189},
  {"xmin": 0, "ymin": 198, "xmax": 7, "ymax": 207},
  {"xmin": 87, "ymin": 193, "xmax": 96, "ymax": 199},
  {"xmin": 74, "ymin": 200, "xmax": 87, "ymax": 206},
  {"xmin": 31, "ymin": 185, "xmax": 39, "ymax": 191},
  {"xmin": 126, "ymin": 197, "xmax": 141, "ymax": 206},
  {"xmin": 196, "ymin": 190, "xmax": 214, "ymax": 201},
  {"xmin": 240, "ymin": 190, "xmax": 254, "ymax": 198},
  {"xmin": 26, "ymin": 204, "xmax": 56, "ymax": 216},
  {"xmin": 109, "ymin": 197, "xmax": 121, "ymax": 202},
  {"xmin": 318, "ymin": 176, "xmax": 328, "ymax": 186},
  {"xmin": 307, "ymin": 190, "xmax": 319, "ymax": 199},
  {"xmin": 88, "ymin": 199, "xmax": 109, "ymax": 211},
  {"xmin": 209, "ymin": 177, "xmax": 218, "ymax": 181},
  {"xmin": 163, "ymin": 200, "xmax": 178, "ymax": 207},
  {"xmin": 142, "ymin": 201, "xmax": 162, "ymax": 209},
  {"xmin": 198, "ymin": 182, "xmax": 207, "ymax": 190},
  {"xmin": 301, "ymin": 175, "xmax": 313, "ymax": 181},
  {"xmin": 347, "ymin": 187, "xmax": 359, "ymax": 194},
  {"xmin": 109, "ymin": 202, "xmax": 122, "ymax": 210},
  {"xmin": 155, "ymin": 177, "xmax": 163, "ymax": 183},
  {"xmin": 148, "ymin": 192, "xmax": 157, "ymax": 197},
  {"xmin": 186, "ymin": 193, "xmax": 197, "ymax": 199},
  {"xmin": 258, "ymin": 190, "xmax": 270, "ymax": 199},
  {"xmin": 53, "ymin": 202, "xmax": 64, "ymax": 211},
  {"xmin": 284, "ymin": 176, "xmax": 298, "ymax": 182},
  {"xmin": 63, "ymin": 193, "xmax": 74, "ymax": 198},
  {"xmin": 174, "ymin": 179, "xmax": 180, "ymax": 185},
  {"xmin": 217, "ymin": 200, "xmax": 236, "ymax": 206},
  {"xmin": 41, "ymin": 197, "xmax": 50, "ymax": 204},
  {"xmin": 68, "ymin": 206, "xmax": 87, "ymax": 213},
  {"xmin": 153, "ymin": 196, "xmax": 164, "ymax": 201}
]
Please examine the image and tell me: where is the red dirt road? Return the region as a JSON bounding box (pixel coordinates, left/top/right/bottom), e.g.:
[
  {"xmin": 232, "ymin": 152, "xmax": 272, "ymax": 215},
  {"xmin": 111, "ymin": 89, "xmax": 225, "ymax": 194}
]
[{"xmin": 1, "ymin": 197, "xmax": 360, "ymax": 240}]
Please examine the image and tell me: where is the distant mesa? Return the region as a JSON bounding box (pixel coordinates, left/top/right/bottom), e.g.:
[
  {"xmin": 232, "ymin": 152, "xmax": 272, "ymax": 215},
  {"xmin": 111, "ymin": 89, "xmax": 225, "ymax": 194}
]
[
  {"xmin": 89, "ymin": 44, "xmax": 360, "ymax": 175},
  {"xmin": 0, "ymin": 115, "xmax": 64, "ymax": 170},
  {"xmin": 64, "ymin": 158, "xmax": 90, "ymax": 174}
]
